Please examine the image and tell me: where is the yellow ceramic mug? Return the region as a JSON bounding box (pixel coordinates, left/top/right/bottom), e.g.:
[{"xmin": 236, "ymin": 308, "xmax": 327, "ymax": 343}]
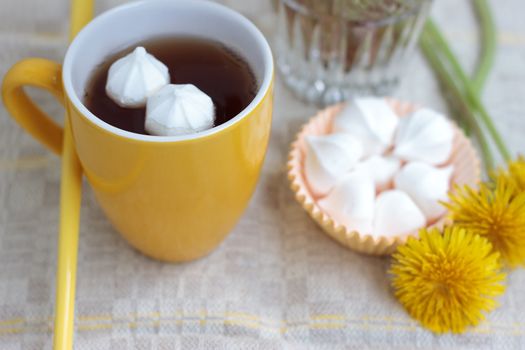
[{"xmin": 2, "ymin": 0, "xmax": 274, "ymax": 262}]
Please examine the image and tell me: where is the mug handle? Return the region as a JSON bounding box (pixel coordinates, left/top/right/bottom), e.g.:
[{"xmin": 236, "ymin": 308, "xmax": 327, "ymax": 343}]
[{"xmin": 2, "ymin": 58, "xmax": 64, "ymax": 155}]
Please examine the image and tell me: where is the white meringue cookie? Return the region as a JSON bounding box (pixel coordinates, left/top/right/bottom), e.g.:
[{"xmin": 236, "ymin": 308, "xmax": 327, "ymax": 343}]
[
  {"xmin": 304, "ymin": 133, "xmax": 363, "ymax": 196},
  {"xmin": 354, "ymin": 155, "xmax": 402, "ymax": 191},
  {"xmin": 395, "ymin": 162, "xmax": 453, "ymax": 222},
  {"xmin": 393, "ymin": 108, "xmax": 454, "ymax": 165},
  {"xmin": 106, "ymin": 46, "xmax": 170, "ymax": 108},
  {"xmin": 373, "ymin": 190, "xmax": 426, "ymax": 237},
  {"xmin": 333, "ymin": 97, "xmax": 399, "ymax": 157},
  {"xmin": 318, "ymin": 172, "xmax": 375, "ymax": 233},
  {"xmin": 145, "ymin": 84, "xmax": 215, "ymax": 136}
]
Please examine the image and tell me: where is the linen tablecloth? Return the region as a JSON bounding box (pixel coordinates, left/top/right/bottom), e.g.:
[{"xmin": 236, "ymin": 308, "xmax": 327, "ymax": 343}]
[{"xmin": 1, "ymin": 0, "xmax": 524, "ymax": 348}]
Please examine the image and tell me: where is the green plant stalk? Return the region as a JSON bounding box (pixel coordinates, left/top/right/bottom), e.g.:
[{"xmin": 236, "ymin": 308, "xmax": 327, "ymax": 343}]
[
  {"xmin": 472, "ymin": 0, "xmax": 497, "ymax": 94},
  {"xmin": 458, "ymin": 0, "xmax": 497, "ymax": 136},
  {"xmin": 421, "ymin": 0, "xmax": 496, "ymax": 137},
  {"xmin": 420, "ymin": 32, "xmax": 494, "ymax": 172},
  {"xmin": 425, "ymin": 20, "xmax": 511, "ymax": 162}
]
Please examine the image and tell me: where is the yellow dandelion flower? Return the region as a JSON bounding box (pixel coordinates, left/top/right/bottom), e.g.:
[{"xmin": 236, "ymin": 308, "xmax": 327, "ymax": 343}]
[
  {"xmin": 444, "ymin": 175, "xmax": 525, "ymax": 267},
  {"xmin": 502, "ymin": 156, "xmax": 525, "ymax": 193},
  {"xmin": 390, "ymin": 226, "xmax": 505, "ymax": 334}
]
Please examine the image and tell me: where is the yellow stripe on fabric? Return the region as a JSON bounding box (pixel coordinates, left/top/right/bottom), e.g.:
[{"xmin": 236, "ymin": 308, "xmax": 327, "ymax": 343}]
[
  {"xmin": 0, "ymin": 155, "xmax": 49, "ymax": 171},
  {"xmin": 2, "ymin": 312, "xmax": 525, "ymax": 336},
  {"xmin": 0, "ymin": 328, "xmax": 24, "ymax": 335},
  {"xmin": 0, "ymin": 318, "xmax": 24, "ymax": 326},
  {"xmin": 311, "ymin": 314, "xmax": 345, "ymax": 321}
]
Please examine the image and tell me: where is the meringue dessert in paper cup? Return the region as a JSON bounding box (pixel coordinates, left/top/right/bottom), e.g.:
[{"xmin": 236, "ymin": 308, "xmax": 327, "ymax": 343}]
[{"xmin": 287, "ymin": 98, "xmax": 481, "ymax": 255}]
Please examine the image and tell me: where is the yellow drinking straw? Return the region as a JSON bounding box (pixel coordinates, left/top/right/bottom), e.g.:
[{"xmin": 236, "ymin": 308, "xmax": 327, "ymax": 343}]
[{"xmin": 53, "ymin": 1, "xmax": 93, "ymax": 349}]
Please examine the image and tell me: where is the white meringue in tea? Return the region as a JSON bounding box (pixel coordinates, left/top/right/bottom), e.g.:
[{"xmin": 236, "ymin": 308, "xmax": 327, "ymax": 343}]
[
  {"xmin": 354, "ymin": 155, "xmax": 402, "ymax": 191},
  {"xmin": 106, "ymin": 46, "xmax": 170, "ymax": 108},
  {"xmin": 393, "ymin": 108, "xmax": 454, "ymax": 165},
  {"xmin": 318, "ymin": 172, "xmax": 375, "ymax": 234},
  {"xmin": 145, "ymin": 84, "xmax": 215, "ymax": 136},
  {"xmin": 304, "ymin": 133, "xmax": 363, "ymax": 196},
  {"xmin": 333, "ymin": 97, "xmax": 399, "ymax": 157},
  {"xmin": 373, "ymin": 189, "xmax": 426, "ymax": 237},
  {"xmin": 395, "ymin": 162, "xmax": 454, "ymax": 222}
]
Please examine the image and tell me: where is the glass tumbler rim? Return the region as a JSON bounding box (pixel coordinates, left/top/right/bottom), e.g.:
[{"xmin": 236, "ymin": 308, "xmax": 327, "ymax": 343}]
[{"xmin": 279, "ymin": 0, "xmax": 432, "ymax": 27}]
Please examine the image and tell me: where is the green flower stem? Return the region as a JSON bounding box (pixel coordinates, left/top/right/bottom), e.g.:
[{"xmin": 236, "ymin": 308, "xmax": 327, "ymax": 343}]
[
  {"xmin": 420, "ymin": 32, "xmax": 494, "ymax": 172},
  {"xmin": 459, "ymin": 0, "xmax": 497, "ymax": 136},
  {"xmin": 424, "ymin": 20, "xmax": 511, "ymax": 162},
  {"xmin": 472, "ymin": 0, "xmax": 497, "ymax": 94}
]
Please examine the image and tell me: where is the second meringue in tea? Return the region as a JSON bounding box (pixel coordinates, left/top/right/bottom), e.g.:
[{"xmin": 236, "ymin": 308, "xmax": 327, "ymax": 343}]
[
  {"xmin": 84, "ymin": 36, "xmax": 257, "ymax": 136},
  {"xmin": 146, "ymin": 84, "xmax": 215, "ymax": 136}
]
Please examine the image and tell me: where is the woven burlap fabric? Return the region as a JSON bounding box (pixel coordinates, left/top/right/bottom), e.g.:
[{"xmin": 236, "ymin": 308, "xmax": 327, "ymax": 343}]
[{"xmin": 1, "ymin": 0, "xmax": 525, "ymax": 349}]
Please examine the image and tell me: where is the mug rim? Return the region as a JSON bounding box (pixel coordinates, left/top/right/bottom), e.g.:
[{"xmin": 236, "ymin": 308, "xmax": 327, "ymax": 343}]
[{"xmin": 62, "ymin": 0, "xmax": 273, "ymax": 143}]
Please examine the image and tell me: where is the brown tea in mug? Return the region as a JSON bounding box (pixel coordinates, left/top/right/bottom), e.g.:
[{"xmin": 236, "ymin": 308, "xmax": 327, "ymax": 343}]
[{"xmin": 84, "ymin": 36, "xmax": 257, "ymax": 135}]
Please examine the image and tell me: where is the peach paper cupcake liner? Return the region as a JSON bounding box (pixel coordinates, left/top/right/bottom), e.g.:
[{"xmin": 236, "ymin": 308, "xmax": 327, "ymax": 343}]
[{"xmin": 287, "ymin": 99, "xmax": 481, "ymax": 256}]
